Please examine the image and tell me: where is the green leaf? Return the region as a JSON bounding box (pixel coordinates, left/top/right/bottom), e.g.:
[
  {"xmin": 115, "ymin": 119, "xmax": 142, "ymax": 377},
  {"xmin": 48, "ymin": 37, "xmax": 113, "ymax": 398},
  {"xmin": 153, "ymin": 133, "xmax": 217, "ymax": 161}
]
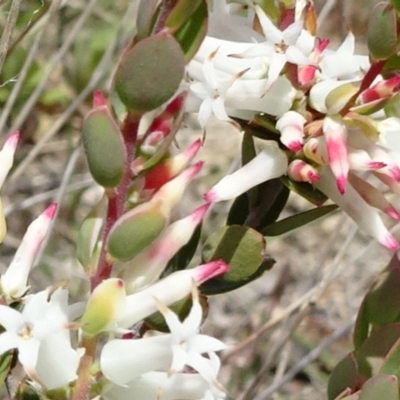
[
  {"xmin": 82, "ymin": 107, "xmax": 126, "ymax": 188},
  {"xmin": 353, "ymin": 297, "xmax": 371, "ymax": 351},
  {"xmin": 367, "ymin": 2, "xmax": 398, "ymax": 60},
  {"xmin": 114, "ymin": 33, "xmax": 185, "ymax": 112},
  {"xmin": 144, "ymin": 296, "xmax": 195, "ymax": 332},
  {"xmin": 365, "ymin": 254, "xmax": 400, "ymax": 327},
  {"xmin": 172, "ymin": 1, "xmax": 208, "ymax": 62},
  {"xmin": 355, "ymin": 323, "xmax": 400, "ymax": 379},
  {"xmin": 107, "ymin": 201, "xmax": 168, "ymax": 261},
  {"xmin": 384, "ymin": 92, "xmax": 400, "ymax": 118},
  {"xmin": 391, "ymin": 0, "xmax": 400, "ymax": 14},
  {"xmin": 201, "ymin": 225, "xmax": 267, "ymax": 294},
  {"xmin": 200, "ymin": 257, "xmax": 275, "ymax": 295},
  {"xmin": 166, "ymin": 0, "xmax": 202, "ymax": 31},
  {"xmin": 328, "ymin": 353, "xmax": 360, "ymax": 400},
  {"xmin": 262, "ymin": 204, "xmax": 338, "ymax": 237},
  {"xmin": 359, "ymin": 375, "xmax": 398, "ymax": 400},
  {"xmin": 380, "ymin": 338, "xmax": 400, "ymax": 379},
  {"xmin": 136, "ymin": 0, "xmax": 159, "ymax": 41},
  {"xmin": 0, "ymin": 351, "xmax": 13, "ymax": 390},
  {"xmin": 280, "ymin": 176, "xmax": 328, "ymax": 206}
]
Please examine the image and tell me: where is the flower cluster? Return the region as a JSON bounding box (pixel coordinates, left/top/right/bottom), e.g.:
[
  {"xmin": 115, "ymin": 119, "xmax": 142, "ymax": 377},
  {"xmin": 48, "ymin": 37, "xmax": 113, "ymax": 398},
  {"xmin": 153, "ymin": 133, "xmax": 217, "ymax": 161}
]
[
  {"xmin": 188, "ymin": 0, "xmax": 400, "ymax": 250},
  {"xmin": 0, "ymin": 124, "xmax": 229, "ymax": 399}
]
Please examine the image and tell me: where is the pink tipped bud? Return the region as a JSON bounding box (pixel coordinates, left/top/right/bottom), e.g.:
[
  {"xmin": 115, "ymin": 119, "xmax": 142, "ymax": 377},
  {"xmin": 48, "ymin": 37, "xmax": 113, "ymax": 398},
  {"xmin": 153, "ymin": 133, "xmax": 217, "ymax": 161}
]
[
  {"xmin": 288, "ymin": 160, "xmax": 320, "ymax": 183},
  {"xmin": 349, "ymin": 173, "xmax": 400, "ymax": 220},
  {"xmin": 298, "ymin": 38, "xmax": 329, "ymax": 87},
  {"xmin": 1, "ymin": 203, "xmax": 57, "ymax": 298},
  {"xmin": 347, "ymin": 147, "xmax": 387, "ymax": 172},
  {"xmin": 0, "ymin": 131, "xmax": 19, "ymax": 190},
  {"xmin": 118, "ymin": 260, "xmax": 229, "ymax": 328},
  {"xmin": 276, "ymin": 111, "xmax": 306, "ymax": 152},
  {"xmin": 358, "ymin": 76, "xmax": 400, "ymax": 104},
  {"xmin": 323, "ymin": 115, "xmax": 349, "ymax": 194},
  {"xmin": 93, "ymin": 90, "xmax": 107, "ymax": 108}
]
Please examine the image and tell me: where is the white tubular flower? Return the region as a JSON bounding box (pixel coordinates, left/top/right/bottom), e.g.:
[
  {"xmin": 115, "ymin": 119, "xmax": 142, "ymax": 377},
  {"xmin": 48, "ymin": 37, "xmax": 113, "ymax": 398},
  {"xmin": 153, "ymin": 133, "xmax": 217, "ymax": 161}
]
[
  {"xmin": 101, "ymin": 287, "xmax": 225, "ymax": 389},
  {"xmin": 314, "ymin": 167, "xmax": 399, "ymax": 250},
  {"xmin": 115, "ymin": 260, "xmax": 229, "ymax": 329},
  {"xmin": 0, "ymin": 288, "xmax": 80, "ymax": 390},
  {"xmin": 1, "ymin": 203, "xmax": 57, "ymax": 299},
  {"xmin": 102, "ymin": 371, "xmax": 224, "ymax": 400},
  {"xmin": 204, "ymin": 145, "xmax": 288, "ymax": 202},
  {"xmin": 0, "ymin": 131, "xmax": 19, "ymax": 190}
]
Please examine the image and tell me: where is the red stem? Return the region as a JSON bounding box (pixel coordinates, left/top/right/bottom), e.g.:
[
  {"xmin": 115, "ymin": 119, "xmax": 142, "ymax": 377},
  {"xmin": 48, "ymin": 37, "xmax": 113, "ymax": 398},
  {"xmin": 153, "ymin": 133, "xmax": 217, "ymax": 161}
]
[{"xmin": 90, "ymin": 113, "xmax": 140, "ymax": 290}]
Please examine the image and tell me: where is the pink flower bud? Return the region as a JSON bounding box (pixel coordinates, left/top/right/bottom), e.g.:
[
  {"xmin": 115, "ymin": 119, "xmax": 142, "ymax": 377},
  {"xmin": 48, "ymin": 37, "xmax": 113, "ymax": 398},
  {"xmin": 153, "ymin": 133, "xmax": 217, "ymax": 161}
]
[
  {"xmin": 116, "ymin": 260, "xmax": 229, "ymax": 328},
  {"xmin": 92, "ymin": 90, "xmax": 107, "ymax": 108},
  {"xmin": 1, "ymin": 203, "xmax": 57, "ymax": 299},
  {"xmin": 288, "ymin": 160, "xmax": 320, "ymax": 183},
  {"xmin": 358, "ymin": 76, "xmax": 400, "ymax": 105},
  {"xmin": 349, "ymin": 173, "xmax": 400, "ymax": 220},
  {"xmin": 276, "ymin": 111, "xmax": 306, "ymax": 152}
]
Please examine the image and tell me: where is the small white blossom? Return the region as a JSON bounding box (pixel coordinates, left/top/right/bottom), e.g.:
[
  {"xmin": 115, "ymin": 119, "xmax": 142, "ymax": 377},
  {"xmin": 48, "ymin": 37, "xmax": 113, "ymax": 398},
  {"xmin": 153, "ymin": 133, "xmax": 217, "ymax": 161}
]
[{"xmin": 0, "ymin": 288, "xmax": 81, "ymax": 390}]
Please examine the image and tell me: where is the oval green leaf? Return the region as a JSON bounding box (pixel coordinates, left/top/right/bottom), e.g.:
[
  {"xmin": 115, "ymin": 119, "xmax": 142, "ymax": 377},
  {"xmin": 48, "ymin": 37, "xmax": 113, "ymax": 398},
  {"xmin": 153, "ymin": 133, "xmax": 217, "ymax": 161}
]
[
  {"xmin": 368, "ymin": 2, "xmax": 398, "ymax": 60},
  {"xmin": 201, "ymin": 225, "xmax": 266, "ymax": 294},
  {"xmin": 82, "ymin": 107, "xmax": 126, "ymax": 188},
  {"xmin": 108, "ymin": 201, "xmax": 168, "ymax": 261},
  {"xmin": 359, "ymin": 375, "xmax": 398, "ymax": 400},
  {"xmin": 114, "ymin": 33, "xmax": 185, "ymax": 112}
]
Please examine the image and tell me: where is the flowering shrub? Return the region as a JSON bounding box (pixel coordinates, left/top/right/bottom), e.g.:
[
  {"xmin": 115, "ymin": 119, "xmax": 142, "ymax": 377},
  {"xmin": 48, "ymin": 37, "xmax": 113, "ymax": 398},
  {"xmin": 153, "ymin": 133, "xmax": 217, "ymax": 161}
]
[{"xmin": 1, "ymin": 0, "xmax": 400, "ymax": 399}]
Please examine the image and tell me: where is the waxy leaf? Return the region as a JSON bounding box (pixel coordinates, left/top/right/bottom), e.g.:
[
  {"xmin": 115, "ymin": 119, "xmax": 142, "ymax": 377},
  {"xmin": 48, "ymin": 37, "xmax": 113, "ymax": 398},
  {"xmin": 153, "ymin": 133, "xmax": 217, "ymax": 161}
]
[
  {"xmin": 136, "ymin": 0, "xmax": 159, "ymax": 41},
  {"xmin": 367, "ymin": 2, "xmax": 398, "ymax": 60},
  {"xmin": 356, "ymin": 324, "xmax": 400, "ymax": 379},
  {"xmin": 380, "ymin": 338, "xmax": 400, "ymax": 379},
  {"xmin": 364, "ymin": 255, "xmax": 400, "ymax": 327},
  {"xmin": 328, "ymin": 353, "xmax": 360, "ymax": 400},
  {"xmin": 359, "ymin": 375, "xmax": 398, "ymax": 400},
  {"xmin": 201, "ymin": 225, "xmax": 267, "ymax": 294},
  {"xmin": 114, "ymin": 33, "xmax": 185, "ymax": 112},
  {"xmin": 108, "ymin": 200, "xmax": 168, "ymax": 261},
  {"xmin": 262, "ymin": 204, "xmax": 338, "ymax": 237},
  {"xmin": 281, "ymin": 176, "xmax": 328, "ymax": 205},
  {"xmin": 82, "ymin": 107, "xmax": 126, "ymax": 188},
  {"xmin": 172, "ymin": 1, "xmax": 208, "ymax": 62}
]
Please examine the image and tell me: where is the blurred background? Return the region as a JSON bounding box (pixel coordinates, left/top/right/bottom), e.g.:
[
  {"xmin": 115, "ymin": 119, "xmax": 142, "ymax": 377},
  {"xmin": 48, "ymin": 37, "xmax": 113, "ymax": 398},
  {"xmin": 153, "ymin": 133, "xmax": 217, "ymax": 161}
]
[{"xmin": 0, "ymin": 1, "xmax": 392, "ymax": 399}]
